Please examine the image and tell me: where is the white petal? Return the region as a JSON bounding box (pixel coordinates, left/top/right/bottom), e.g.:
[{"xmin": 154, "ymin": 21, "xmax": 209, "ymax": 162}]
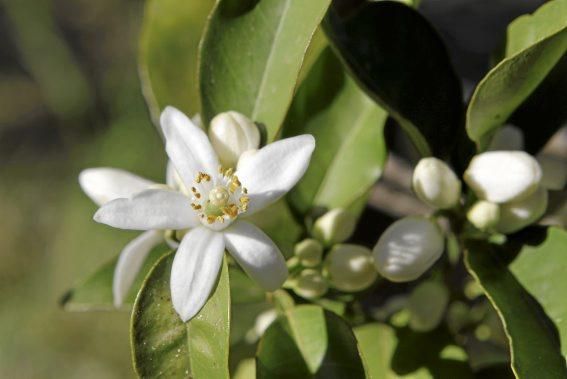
[
  {"xmin": 79, "ymin": 168, "xmax": 155, "ymax": 206},
  {"xmin": 94, "ymin": 189, "xmax": 199, "ymax": 230},
  {"xmin": 170, "ymin": 227, "xmax": 225, "ymax": 322},
  {"xmin": 223, "ymin": 221, "xmax": 288, "ymax": 291},
  {"xmin": 464, "ymin": 151, "xmax": 542, "ymax": 203},
  {"xmin": 113, "ymin": 230, "xmax": 163, "ymax": 307},
  {"xmin": 160, "ymin": 106, "xmax": 219, "ymax": 187},
  {"xmin": 236, "ymin": 135, "xmax": 315, "ymax": 215}
]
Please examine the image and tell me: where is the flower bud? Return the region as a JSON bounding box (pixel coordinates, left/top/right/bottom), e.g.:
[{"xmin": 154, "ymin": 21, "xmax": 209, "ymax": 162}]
[
  {"xmin": 487, "ymin": 125, "xmax": 524, "ymax": 151},
  {"xmin": 412, "ymin": 158, "xmax": 461, "ymax": 209},
  {"xmin": 466, "ymin": 200, "xmax": 500, "ymax": 230},
  {"xmin": 325, "ymin": 244, "xmax": 378, "ymax": 292},
  {"xmin": 464, "ymin": 151, "xmax": 542, "ymax": 203},
  {"xmin": 373, "ymin": 217, "xmax": 444, "ymax": 282},
  {"xmin": 496, "ymin": 186, "xmax": 548, "ymax": 234},
  {"xmin": 312, "ymin": 208, "xmax": 357, "ymax": 246},
  {"xmin": 208, "ymin": 111, "xmax": 260, "ymax": 168},
  {"xmin": 407, "ymin": 281, "xmax": 449, "ymax": 332},
  {"xmin": 294, "ymin": 239, "xmax": 323, "ymax": 267},
  {"xmin": 293, "ymin": 269, "xmax": 328, "ymax": 300},
  {"xmin": 537, "ymin": 154, "xmax": 566, "ymax": 190}
]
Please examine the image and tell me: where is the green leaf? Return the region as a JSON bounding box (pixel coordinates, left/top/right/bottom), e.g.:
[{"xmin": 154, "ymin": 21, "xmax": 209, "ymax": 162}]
[
  {"xmin": 139, "ymin": 0, "xmax": 214, "ymax": 126},
  {"xmin": 61, "ymin": 244, "xmax": 168, "ymax": 311},
  {"xmin": 466, "ymin": 0, "xmax": 567, "ymax": 150},
  {"xmin": 283, "ymin": 48, "xmax": 387, "ymax": 214},
  {"xmin": 132, "ymin": 253, "xmax": 230, "ymax": 378},
  {"xmin": 323, "ymin": 1, "xmax": 463, "ymax": 158},
  {"xmin": 511, "ymin": 227, "xmax": 567, "ymax": 362},
  {"xmin": 256, "ymin": 305, "xmax": 366, "ymax": 378},
  {"xmin": 465, "ymin": 240, "xmax": 567, "ymax": 378},
  {"xmin": 199, "ymin": 0, "xmax": 331, "ymax": 140},
  {"xmin": 355, "ymin": 323, "xmax": 474, "ymax": 379}
]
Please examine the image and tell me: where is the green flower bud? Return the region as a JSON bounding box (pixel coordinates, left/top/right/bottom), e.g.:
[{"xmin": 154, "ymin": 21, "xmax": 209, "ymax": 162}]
[
  {"xmin": 412, "ymin": 157, "xmax": 461, "ymax": 209},
  {"xmin": 496, "ymin": 186, "xmax": 548, "ymax": 234},
  {"xmin": 293, "ymin": 269, "xmax": 328, "ymax": 300},
  {"xmin": 312, "ymin": 208, "xmax": 356, "ymax": 246},
  {"xmin": 294, "ymin": 238, "xmax": 323, "ymax": 267},
  {"xmin": 208, "ymin": 111, "xmax": 260, "ymax": 168},
  {"xmin": 325, "ymin": 244, "xmax": 378, "ymax": 292},
  {"xmin": 373, "ymin": 217, "xmax": 444, "ymax": 282},
  {"xmin": 466, "ymin": 200, "xmax": 500, "ymax": 230},
  {"xmin": 464, "ymin": 151, "xmax": 542, "ymax": 203},
  {"xmin": 407, "ymin": 281, "xmax": 449, "ymax": 332}
]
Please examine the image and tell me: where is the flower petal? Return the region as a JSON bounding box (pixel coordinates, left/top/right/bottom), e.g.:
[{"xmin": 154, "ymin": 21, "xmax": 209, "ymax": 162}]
[
  {"xmin": 113, "ymin": 230, "xmax": 163, "ymax": 307},
  {"xmin": 223, "ymin": 221, "xmax": 287, "ymax": 291},
  {"xmin": 170, "ymin": 227, "xmax": 225, "ymax": 322},
  {"xmin": 160, "ymin": 106, "xmax": 219, "ymax": 187},
  {"xmin": 94, "ymin": 189, "xmax": 199, "ymax": 230},
  {"xmin": 236, "ymin": 135, "xmax": 315, "ymax": 215},
  {"xmin": 79, "ymin": 168, "xmax": 155, "ymax": 206}
]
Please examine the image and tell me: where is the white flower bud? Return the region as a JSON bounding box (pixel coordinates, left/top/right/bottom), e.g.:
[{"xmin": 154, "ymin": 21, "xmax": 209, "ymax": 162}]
[
  {"xmin": 537, "ymin": 154, "xmax": 566, "ymax": 190},
  {"xmin": 208, "ymin": 111, "xmax": 260, "ymax": 168},
  {"xmin": 312, "ymin": 208, "xmax": 357, "ymax": 246},
  {"xmin": 407, "ymin": 281, "xmax": 449, "ymax": 332},
  {"xmin": 487, "ymin": 125, "xmax": 524, "ymax": 151},
  {"xmin": 466, "ymin": 200, "xmax": 500, "ymax": 230},
  {"xmin": 464, "ymin": 151, "xmax": 542, "ymax": 203},
  {"xmin": 294, "ymin": 239, "xmax": 323, "ymax": 267},
  {"xmin": 373, "ymin": 217, "xmax": 444, "ymax": 283},
  {"xmin": 325, "ymin": 244, "xmax": 378, "ymax": 292},
  {"xmin": 293, "ymin": 269, "xmax": 328, "ymax": 300},
  {"xmin": 412, "ymin": 157, "xmax": 461, "ymax": 209},
  {"xmin": 245, "ymin": 309, "xmax": 277, "ymax": 343},
  {"xmin": 496, "ymin": 186, "xmax": 548, "ymax": 234}
]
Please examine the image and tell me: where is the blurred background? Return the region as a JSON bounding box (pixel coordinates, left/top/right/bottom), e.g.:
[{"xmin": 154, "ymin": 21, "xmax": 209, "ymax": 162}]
[{"xmin": 0, "ymin": 0, "xmax": 548, "ymax": 377}]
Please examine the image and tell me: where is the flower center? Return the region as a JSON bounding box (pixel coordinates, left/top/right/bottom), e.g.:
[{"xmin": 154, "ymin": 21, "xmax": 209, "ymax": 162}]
[{"xmin": 189, "ymin": 167, "xmax": 249, "ymax": 226}]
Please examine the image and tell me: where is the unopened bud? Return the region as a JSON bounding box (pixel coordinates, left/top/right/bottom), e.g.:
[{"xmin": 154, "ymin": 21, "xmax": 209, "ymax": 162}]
[
  {"xmin": 466, "ymin": 200, "xmax": 500, "ymax": 230},
  {"xmin": 312, "ymin": 208, "xmax": 357, "ymax": 246},
  {"xmin": 294, "ymin": 239, "xmax": 323, "ymax": 267},
  {"xmin": 209, "ymin": 111, "xmax": 260, "ymax": 168},
  {"xmin": 412, "ymin": 158, "xmax": 461, "ymax": 209},
  {"xmin": 325, "ymin": 244, "xmax": 378, "ymax": 292},
  {"xmin": 293, "ymin": 269, "xmax": 328, "ymax": 300},
  {"xmin": 464, "ymin": 151, "xmax": 542, "ymax": 203},
  {"xmin": 373, "ymin": 217, "xmax": 444, "ymax": 282},
  {"xmin": 407, "ymin": 281, "xmax": 449, "ymax": 332},
  {"xmin": 487, "ymin": 125, "xmax": 524, "ymax": 151},
  {"xmin": 496, "ymin": 186, "xmax": 548, "ymax": 234},
  {"xmin": 537, "ymin": 154, "xmax": 566, "ymax": 190}
]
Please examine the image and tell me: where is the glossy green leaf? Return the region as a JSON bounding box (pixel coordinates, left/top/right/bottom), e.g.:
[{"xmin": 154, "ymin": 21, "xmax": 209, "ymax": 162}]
[
  {"xmin": 511, "ymin": 227, "xmax": 567, "ymax": 362},
  {"xmin": 139, "ymin": 0, "xmax": 214, "ymax": 126},
  {"xmin": 61, "ymin": 244, "xmax": 168, "ymax": 311},
  {"xmin": 283, "ymin": 48, "xmax": 387, "ymax": 214},
  {"xmin": 132, "ymin": 253, "xmax": 230, "ymax": 378},
  {"xmin": 323, "ymin": 1, "xmax": 463, "ymax": 158},
  {"xmin": 256, "ymin": 305, "xmax": 366, "ymax": 378},
  {"xmin": 465, "ymin": 240, "xmax": 567, "ymax": 378},
  {"xmin": 199, "ymin": 0, "xmax": 331, "ymax": 141},
  {"xmin": 466, "ymin": 0, "xmax": 567, "ymax": 150},
  {"xmin": 355, "ymin": 323, "xmax": 474, "ymax": 379}
]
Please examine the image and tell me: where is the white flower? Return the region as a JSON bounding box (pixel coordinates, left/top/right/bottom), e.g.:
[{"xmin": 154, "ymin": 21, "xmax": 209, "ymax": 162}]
[
  {"xmin": 495, "ymin": 186, "xmax": 548, "ymax": 234},
  {"xmin": 466, "ymin": 200, "xmax": 500, "ymax": 231},
  {"xmin": 208, "ymin": 111, "xmax": 261, "ymax": 168},
  {"xmin": 79, "ymin": 164, "xmax": 183, "ymax": 307},
  {"xmin": 312, "ymin": 208, "xmax": 357, "ymax": 246},
  {"xmin": 373, "ymin": 217, "xmax": 444, "ymax": 283},
  {"xmin": 464, "ymin": 151, "xmax": 542, "ymax": 203},
  {"xmin": 412, "ymin": 157, "xmax": 461, "ymax": 210},
  {"xmin": 325, "ymin": 244, "xmax": 378, "ymax": 292},
  {"xmin": 94, "ymin": 106, "xmax": 315, "ymax": 321}
]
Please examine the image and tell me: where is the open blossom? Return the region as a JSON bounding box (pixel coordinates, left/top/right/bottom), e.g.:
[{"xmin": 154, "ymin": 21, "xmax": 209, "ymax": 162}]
[{"xmin": 94, "ymin": 106, "xmax": 315, "ymax": 321}]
